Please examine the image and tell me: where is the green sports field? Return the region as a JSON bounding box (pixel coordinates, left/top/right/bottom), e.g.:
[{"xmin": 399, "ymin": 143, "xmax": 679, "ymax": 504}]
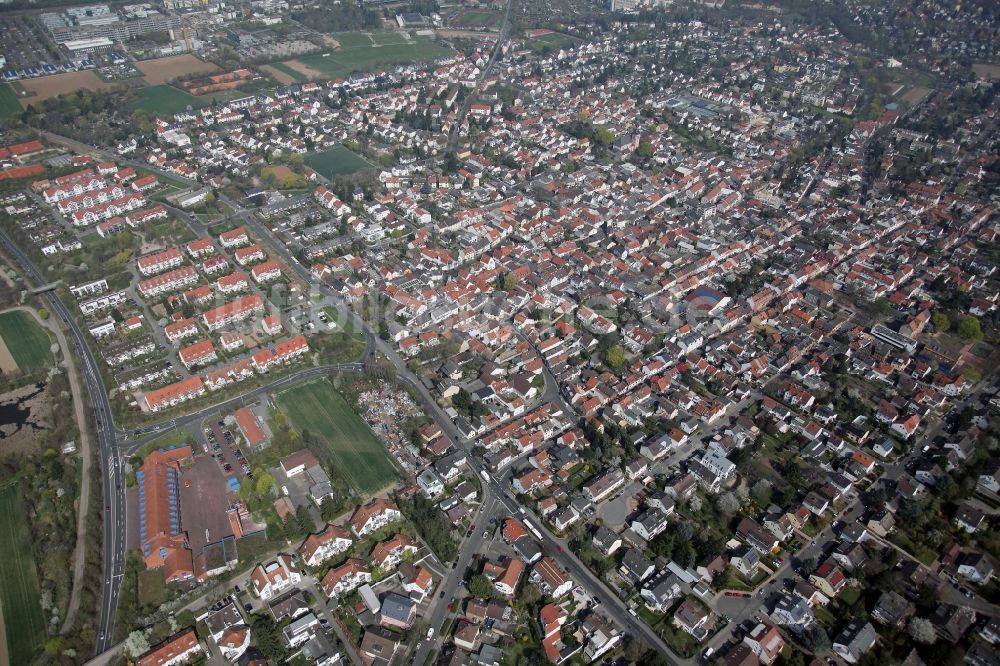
[
  {"xmin": 0, "ymin": 83, "xmax": 21, "ymax": 119},
  {"xmin": 276, "ymin": 379, "xmax": 398, "ymax": 495},
  {"xmin": 289, "ymin": 38, "xmax": 452, "ymax": 81},
  {"xmin": 0, "ymin": 480, "xmax": 46, "ymax": 664},
  {"xmin": 453, "ymin": 9, "xmax": 502, "ymax": 28},
  {"xmin": 304, "ymin": 145, "xmax": 374, "ymax": 178},
  {"xmin": 133, "ymin": 84, "xmax": 204, "ymax": 115},
  {"xmin": 332, "ymin": 31, "xmax": 376, "ymax": 48},
  {"xmin": 0, "ymin": 310, "xmax": 52, "ymax": 371}
]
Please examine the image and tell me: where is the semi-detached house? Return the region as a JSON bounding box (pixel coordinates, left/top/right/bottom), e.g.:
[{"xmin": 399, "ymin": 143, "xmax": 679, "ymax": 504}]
[
  {"xmin": 299, "ymin": 524, "xmax": 354, "ymax": 567},
  {"xmin": 250, "ymin": 554, "xmax": 300, "ymax": 600},
  {"xmin": 350, "ymin": 498, "xmax": 402, "ymax": 537},
  {"xmin": 321, "ymin": 558, "xmax": 371, "ymax": 598}
]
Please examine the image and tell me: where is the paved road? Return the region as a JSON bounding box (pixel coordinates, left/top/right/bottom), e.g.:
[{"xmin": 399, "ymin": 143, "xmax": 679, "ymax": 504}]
[
  {"xmin": 121, "ymin": 362, "xmax": 365, "ymax": 451},
  {"xmin": 0, "ymin": 228, "xmax": 126, "ymax": 653}
]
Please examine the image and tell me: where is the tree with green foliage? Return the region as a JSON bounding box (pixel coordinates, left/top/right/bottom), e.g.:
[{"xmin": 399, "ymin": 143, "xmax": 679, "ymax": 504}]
[
  {"xmin": 469, "ymin": 574, "xmax": 494, "ymax": 599},
  {"xmin": 957, "ymin": 316, "xmax": 983, "ymax": 341},
  {"xmin": 931, "ymin": 311, "xmax": 950, "ymax": 333},
  {"xmin": 249, "ymin": 614, "xmax": 288, "ymax": 662},
  {"xmin": 295, "ymin": 505, "xmax": 316, "ymax": 536},
  {"xmin": 255, "ymin": 471, "xmax": 276, "ymax": 496},
  {"xmin": 635, "ymin": 141, "xmax": 654, "ymax": 158},
  {"xmin": 398, "ymin": 493, "xmax": 458, "ymax": 562},
  {"xmin": 604, "ymin": 344, "xmax": 625, "ymax": 372},
  {"xmin": 592, "ymin": 126, "xmax": 615, "ymax": 146}
]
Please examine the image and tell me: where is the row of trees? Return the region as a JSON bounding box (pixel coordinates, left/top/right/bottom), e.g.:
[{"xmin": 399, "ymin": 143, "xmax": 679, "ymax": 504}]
[{"xmin": 398, "ymin": 493, "xmax": 458, "ymax": 563}]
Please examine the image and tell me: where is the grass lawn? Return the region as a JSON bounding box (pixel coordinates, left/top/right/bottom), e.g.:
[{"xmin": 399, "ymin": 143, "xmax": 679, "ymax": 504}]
[
  {"xmin": 0, "ymin": 83, "xmax": 22, "ymax": 119},
  {"xmin": 371, "ymin": 31, "xmax": 410, "ymax": 46},
  {"xmin": 290, "ymin": 38, "xmax": 452, "ymax": 81},
  {"xmin": 453, "ymin": 9, "xmax": 502, "ymax": 27},
  {"xmin": 133, "ymin": 84, "xmax": 205, "ymax": 115},
  {"xmin": 276, "ymin": 379, "xmax": 398, "ymax": 495},
  {"xmin": 528, "ymin": 32, "xmax": 579, "ymax": 51},
  {"xmin": 322, "ymin": 306, "xmax": 363, "ymax": 342},
  {"xmin": 133, "ymin": 430, "xmax": 194, "ymax": 462},
  {"xmin": 332, "ymin": 32, "xmax": 375, "ymax": 48},
  {"xmin": 305, "ymin": 146, "xmax": 374, "ymax": 178},
  {"xmin": 0, "ymin": 310, "xmax": 52, "ymax": 371},
  {"xmin": 0, "ymin": 480, "xmax": 47, "ymax": 664}
]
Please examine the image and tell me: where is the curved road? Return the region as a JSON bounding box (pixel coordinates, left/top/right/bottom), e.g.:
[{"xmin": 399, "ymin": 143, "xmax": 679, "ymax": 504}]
[{"xmin": 0, "ymin": 228, "xmax": 126, "ymax": 654}]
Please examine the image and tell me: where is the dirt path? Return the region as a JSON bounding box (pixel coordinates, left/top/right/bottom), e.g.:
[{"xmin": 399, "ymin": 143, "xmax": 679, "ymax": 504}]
[{"xmin": 0, "ymin": 306, "xmax": 93, "ymax": 635}]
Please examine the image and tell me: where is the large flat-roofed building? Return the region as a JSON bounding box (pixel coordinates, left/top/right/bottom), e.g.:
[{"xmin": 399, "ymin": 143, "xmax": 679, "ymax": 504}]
[{"xmin": 138, "ymin": 445, "xmax": 194, "ymax": 582}]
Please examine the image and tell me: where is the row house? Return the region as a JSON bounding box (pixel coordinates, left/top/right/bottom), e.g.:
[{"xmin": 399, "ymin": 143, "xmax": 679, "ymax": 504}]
[
  {"xmin": 201, "ymin": 294, "xmax": 265, "ymax": 331},
  {"xmin": 179, "ymin": 339, "xmax": 218, "ymax": 370},
  {"xmin": 186, "ymin": 238, "xmax": 215, "ymax": 258},
  {"xmin": 203, "ymin": 358, "xmax": 255, "ymax": 391},
  {"xmin": 182, "ymin": 285, "xmax": 213, "ymax": 308},
  {"xmin": 80, "ymin": 289, "xmax": 128, "ymax": 316},
  {"xmin": 70, "ymin": 194, "xmax": 146, "ymax": 226},
  {"xmin": 125, "ymin": 205, "xmax": 168, "ymax": 227},
  {"xmin": 219, "ymin": 226, "xmax": 250, "ymax": 249},
  {"xmin": 234, "ymin": 243, "xmax": 266, "ymax": 266},
  {"xmin": 138, "ymin": 266, "xmax": 198, "ymax": 299},
  {"xmin": 164, "ymin": 317, "xmax": 198, "ymax": 343},
  {"xmin": 135, "ymin": 247, "xmax": 184, "ymax": 277},
  {"xmin": 251, "ymin": 260, "xmax": 282, "ymax": 284},
  {"xmin": 102, "ymin": 336, "xmax": 156, "ymax": 366},
  {"xmin": 216, "ymin": 271, "xmax": 249, "ymax": 295},
  {"xmin": 201, "ymin": 255, "xmax": 230, "ymax": 276},
  {"xmin": 250, "ymin": 334, "xmax": 309, "ymax": 373},
  {"xmin": 141, "ymin": 376, "xmax": 206, "ymax": 412}
]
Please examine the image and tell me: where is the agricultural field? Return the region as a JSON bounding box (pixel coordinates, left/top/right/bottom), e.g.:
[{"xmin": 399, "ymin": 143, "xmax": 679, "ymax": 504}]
[
  {"xmin": 0, "ymin": 310, "xmax": 52, "ymax": 372},
  {"xmin": 0, "ymin": 83, "xmax": 21, "ymax": 119},
  {"xmin": 304, "ymin": 145, "xmax": 374, "ymax": 178},
  {"xmin": 134, "ymin": 53, "xmax": 221, "ymax": 85},
  {"xmin": 0, "ymin": 480, "xmax": 46, "ymax": 665},
  {"xmin": 276, "ymin": 379, "xmax": 398, "ymax": 495},
  {"xmin": 282, "ymin": 38, "xmax": 452, "ymax": 81},
  {"xmin": 17, "ymin": 70, "xmax": 115, "ymax": 106},
  {"xmin": 133, "ymin": 84, "xmax": 204, "ymax": 115},
  {"xmin": 452, "ymin": 9, "xmax": 503, "ymax": 28}
]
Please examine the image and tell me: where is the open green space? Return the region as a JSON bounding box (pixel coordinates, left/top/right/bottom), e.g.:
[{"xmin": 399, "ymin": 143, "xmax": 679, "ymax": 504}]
[
  {"xmin": 276, "ymin": 379, "xmax": 398, "ymax": 495},
  {"xmin": 268, "ymin": 61, "xmax": 309, "ymax": 83},
  {"xmin": 0, "ymin": 83, "xmax": 22, "ymax": 119},
  {"xmin": 290, "ymin": 38, "xmax": 452, "ymax": 81},
  {"xmin": 133, "ymin": 84, "xmax": 204, "ymax": 115},
  {"xmin": 332, "ymin": 31, "xmax": 375, "ymax": 48},
  {"xmin": 453, "ymin": 10, "xmax": 502, "ymax": 28},
  {"xmin": 0, "ymin": 480, "xmax": 47, "ymax": 664},
  {"xmin": 528, "ymin": 32, "xmax": 579, "ymax": 51},
  {"xmin": 0, "ymin": 310, "xmax": 52, "ymax": 371},
  {"xmin": 322, "ymin": 306, "xmax": 364, "ymax": 342},
  {"xmin": 371, "ymin": 31, "xmax": 409, "ymax": 46},
  {"xmin": 304, "ymin": 145, "xmax": 374, "ymax": 178}
]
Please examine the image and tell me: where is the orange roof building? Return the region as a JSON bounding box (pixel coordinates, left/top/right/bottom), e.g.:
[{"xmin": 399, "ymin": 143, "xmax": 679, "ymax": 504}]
[
  {"xmin": 138, "ymin": 628, "xmax": 202, "ymax": 666},
  {"xmin": 234, "ymin": 407, "xmax": 268, "ymax": 450},
  {"xmin": 138, "ymin": 446, "xmax": 195, "ymax": 582}
]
